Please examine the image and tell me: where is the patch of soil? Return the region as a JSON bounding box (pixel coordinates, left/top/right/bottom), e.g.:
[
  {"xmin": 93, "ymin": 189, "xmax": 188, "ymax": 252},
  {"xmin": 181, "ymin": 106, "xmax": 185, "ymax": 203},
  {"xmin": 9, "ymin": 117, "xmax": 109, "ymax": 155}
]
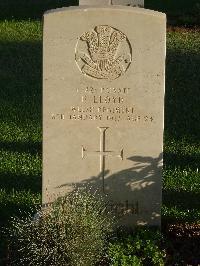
[{"xmin": 164, "ymin": 223, "xmax": 200, "ymax": 266}]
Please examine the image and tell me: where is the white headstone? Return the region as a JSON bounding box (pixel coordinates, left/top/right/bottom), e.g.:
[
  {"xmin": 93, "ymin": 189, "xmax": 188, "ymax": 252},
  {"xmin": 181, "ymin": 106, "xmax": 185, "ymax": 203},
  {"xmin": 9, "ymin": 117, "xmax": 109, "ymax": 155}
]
[
  {"xmin": 43, "ymin": 6, "xmax": 166, "ymax": 226},
  {"xmin": 79, "ymin": 0, "xmax": 144, "ymax": 7}
]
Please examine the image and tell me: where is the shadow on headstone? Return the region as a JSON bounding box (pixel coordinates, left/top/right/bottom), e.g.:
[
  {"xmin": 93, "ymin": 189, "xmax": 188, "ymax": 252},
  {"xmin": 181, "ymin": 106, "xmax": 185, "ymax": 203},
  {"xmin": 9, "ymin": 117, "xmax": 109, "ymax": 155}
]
[{"xmin": 57, "ymin": 153, "xmax": 162, "ymax": 226}]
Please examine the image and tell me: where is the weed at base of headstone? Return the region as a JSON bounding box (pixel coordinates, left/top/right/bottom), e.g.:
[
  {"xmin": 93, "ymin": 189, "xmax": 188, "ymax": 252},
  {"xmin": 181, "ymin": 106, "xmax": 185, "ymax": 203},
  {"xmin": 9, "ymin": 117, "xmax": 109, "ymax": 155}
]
[{"xmin": 7, "ymin": 189, "xmax": 115, "ymax": 266}]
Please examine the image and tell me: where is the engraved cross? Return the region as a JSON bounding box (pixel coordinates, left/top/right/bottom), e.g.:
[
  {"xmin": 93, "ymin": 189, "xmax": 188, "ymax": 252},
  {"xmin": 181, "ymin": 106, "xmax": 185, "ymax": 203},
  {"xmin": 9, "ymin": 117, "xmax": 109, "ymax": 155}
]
[{"xmin": 82, "ymin": 127, "xmax": 123, "ymax": 192}]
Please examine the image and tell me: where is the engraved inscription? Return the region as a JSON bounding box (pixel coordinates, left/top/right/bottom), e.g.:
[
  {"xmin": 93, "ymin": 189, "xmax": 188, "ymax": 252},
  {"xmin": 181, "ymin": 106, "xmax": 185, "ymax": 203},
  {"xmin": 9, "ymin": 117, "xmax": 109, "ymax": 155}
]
[
  {"xmin": 82, "ymin": 127, "xmax": 123, "ymax": 192},
  {"xmin": 51, "ymin": 85, "xmax": 155, "ymax": 124},
  {"xmin": 77, "ymin": 86, "xmax": 131, "ymax": 94},
  {"xmin": 75, "ymin": 25, "xmax": 132, "ymax": 80}
]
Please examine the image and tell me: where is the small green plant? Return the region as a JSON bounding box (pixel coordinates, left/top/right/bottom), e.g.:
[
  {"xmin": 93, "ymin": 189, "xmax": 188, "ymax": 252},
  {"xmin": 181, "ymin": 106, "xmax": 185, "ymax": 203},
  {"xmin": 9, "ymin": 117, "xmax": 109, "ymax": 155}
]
[
  {"xmin": 8, "ymin": 189, "xmax": 115, "ymax": 266},
  {"xmin": 107, "ymin": 228, "xmax": 166, "ymax": 266}
]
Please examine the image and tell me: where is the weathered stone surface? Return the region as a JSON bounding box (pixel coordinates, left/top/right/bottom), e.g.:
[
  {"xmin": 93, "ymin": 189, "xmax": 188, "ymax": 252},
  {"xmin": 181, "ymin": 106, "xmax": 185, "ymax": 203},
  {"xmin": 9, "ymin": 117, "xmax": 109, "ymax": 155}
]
[
  {"xmin": 113, "ymin": 0, "xmax": 144, "ymax": 6},
  {"xmin": 80, "ymin": 0, "xmax": 110, "ymax": 5},
  {"xmin": 79, "ymin": 0, "xmax": 144, "ymax": 7},
  {"xmin": 43, "ymin": 6, "xmax": 166, "ymax": 226}
]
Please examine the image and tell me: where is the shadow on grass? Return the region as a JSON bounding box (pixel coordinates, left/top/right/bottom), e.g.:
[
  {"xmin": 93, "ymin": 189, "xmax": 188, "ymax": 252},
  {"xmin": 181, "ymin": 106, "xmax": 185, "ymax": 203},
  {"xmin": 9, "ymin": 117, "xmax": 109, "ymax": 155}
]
[
  {"xmin": 165, "ymin": 49, "xmax": 200, "ymax": 140},
  {"xmin": 0, "ymin": 41, "xmax": 42, "ymax": 98},
  {"xmin": 164, "ymin": 152, "xmax": 200, "ymax": 170},
  {"xmin": 0, "ymin": 0, "xmax": 78, "ymax": 20},
  {"xmin": 0, "ymin": 173, "xmax": 41, "ymax": 193},
  {"xmin": 146, "ymin": 0, "xmax": 199, "ymax": 13},
  {"xmin": 0, "ymin": 39, "xmax": 42, "ymax": 189},
  {"xmin": 163, "ymin": 191, "xmax": 200, "ymax": 211},
  {"xmin": 0, "ymin": 141, "xmax": 41, "ymax": 155},
  {"xmin": 163, "ymin": 191, "xmax": 200, "ymax": 224},
  {"xmin": 0, "ymin": 41, "xmax": 41, "ymax": 78},
  {"xmin": 0, "ymin": 40, "xmax": 42, "ymax": 127}
]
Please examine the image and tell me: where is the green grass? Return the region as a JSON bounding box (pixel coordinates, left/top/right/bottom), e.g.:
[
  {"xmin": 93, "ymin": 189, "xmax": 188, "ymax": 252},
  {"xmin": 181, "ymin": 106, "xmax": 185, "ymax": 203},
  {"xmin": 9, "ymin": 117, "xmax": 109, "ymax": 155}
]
[
  {"xmin": 0, "ymin": 20, "xmax": 200, "ymax": 262},
  {"xmin": 163, "ymin": 30, "xmax": 200, "ymax": 223},
  {"xmin": 0, "ymin": 20, "xmax": 43, "ymax": 260},
  {"xmin": 0, "ymin": 21, "xmax": 42, "ymax": 230}
]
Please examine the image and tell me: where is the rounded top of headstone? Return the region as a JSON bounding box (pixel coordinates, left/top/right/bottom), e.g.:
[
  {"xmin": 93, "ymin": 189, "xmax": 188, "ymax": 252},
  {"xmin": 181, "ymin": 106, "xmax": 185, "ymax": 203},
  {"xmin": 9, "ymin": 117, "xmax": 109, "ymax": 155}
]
[{"xmin": 44, "ymin": 6, "xmax": 166, "ymax": 19}]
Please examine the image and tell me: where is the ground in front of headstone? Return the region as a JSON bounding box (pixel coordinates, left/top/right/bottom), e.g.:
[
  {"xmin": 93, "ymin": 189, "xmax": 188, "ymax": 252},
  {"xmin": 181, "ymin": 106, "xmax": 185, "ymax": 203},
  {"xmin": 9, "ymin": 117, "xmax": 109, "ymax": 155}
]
[{"xmin": 164, "ymin": 223, "xmax": 200, "ymax": 265}]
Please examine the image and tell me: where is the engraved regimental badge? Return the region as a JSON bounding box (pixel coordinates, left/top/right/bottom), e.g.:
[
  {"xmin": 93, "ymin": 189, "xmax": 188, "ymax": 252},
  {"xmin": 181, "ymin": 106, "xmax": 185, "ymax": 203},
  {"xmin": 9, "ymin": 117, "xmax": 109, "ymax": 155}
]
[{"xmin": 75, "ymin": 25, "xmax": 132, "ymax": 80}]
